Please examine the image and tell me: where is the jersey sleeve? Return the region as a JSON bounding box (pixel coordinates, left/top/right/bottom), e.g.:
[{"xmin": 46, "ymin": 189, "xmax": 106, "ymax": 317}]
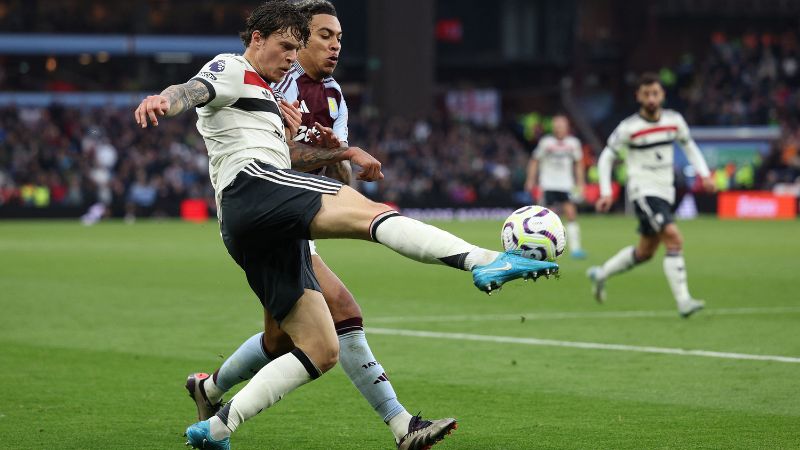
[
  {"xmin": 606, "ymin": 123, "xmax": 629, "ymax": 155},
  {"xmin": 276, "ymin": 76, "xmax": 299, "ymax": 104},
  {"xmin": 190, "ymin": 55, "xmax": 242, "ymax": 108},
  {"xmin": 674, "ymin": 113, "xmax": 711, "ymax": 178},
  {"xmin": 531, "ymin": 137, "xmax": 546, "ymax": 159},
  {"xmin": 674, "ymin": 112, "xmax": 692, "ymax": 145},
  {"xmin": 333, "ymin": 96, "xmax": 349, "ymax": 145},
  {"xmin": 572, "ymin": 137, "xmax": 583, "ymax": 161}
]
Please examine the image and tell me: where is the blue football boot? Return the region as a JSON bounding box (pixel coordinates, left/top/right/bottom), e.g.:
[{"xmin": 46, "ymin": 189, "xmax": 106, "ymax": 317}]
[
  {"xmin": 472, "ymin": 251, "xmax": 559, "ymax": 294},
  {"xmin": 185, "ymin": 420, "xmax": 230, "ymax": 450}
]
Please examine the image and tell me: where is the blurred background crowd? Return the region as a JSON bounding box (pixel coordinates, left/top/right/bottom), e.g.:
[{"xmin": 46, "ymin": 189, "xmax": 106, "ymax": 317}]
[{"xmin": 1, "ymin": 0, "xmax": 799, "ymax": 218}]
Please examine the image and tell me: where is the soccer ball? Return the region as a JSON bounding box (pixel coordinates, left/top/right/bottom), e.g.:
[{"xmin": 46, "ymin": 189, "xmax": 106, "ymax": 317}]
[{"xmin": 501, "ymin": 205, "xmax": 566, "ymax": 261}]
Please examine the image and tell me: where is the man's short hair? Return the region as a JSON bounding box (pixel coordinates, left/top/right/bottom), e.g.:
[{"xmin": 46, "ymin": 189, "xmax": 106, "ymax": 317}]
[
  {"xmin": 637, "ymin": 72, "xmax": 661, "ymax": 89},
  {"xmin": 240, "ymin": 1, "xmax": 311, "ymax": 48},
  {"xmin": 296, "ymin": 0, "xmax": 337, "ymax": 18}
]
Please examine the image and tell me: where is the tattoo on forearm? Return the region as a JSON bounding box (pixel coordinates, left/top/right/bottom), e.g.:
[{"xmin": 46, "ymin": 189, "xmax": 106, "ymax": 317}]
[
  {"xmin": 160, "ymin": 80, "xmax": 210, "ymax": 117},
  {"xmin": 288, "ymin": 141, "xmax": 349, "ymax": 172}
]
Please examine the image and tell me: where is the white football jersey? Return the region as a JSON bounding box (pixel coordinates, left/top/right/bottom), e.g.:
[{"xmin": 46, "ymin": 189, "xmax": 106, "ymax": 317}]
[
  {"xmin": 190, "ymin": 54, "xmax": 290, "ymax": 210},
  {"xmin": 604, "ymin": 109, "xmax": 709, "ymax": 203},
  {"xmin": 532, "ymin": 134, "xmax": 582, "ymax": 192}
]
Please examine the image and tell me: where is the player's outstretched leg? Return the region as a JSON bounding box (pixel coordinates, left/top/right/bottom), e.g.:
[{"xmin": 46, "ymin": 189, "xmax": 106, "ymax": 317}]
[
  {"xmin": 369, "ymin": 211, "xmax": 558, "ymax": 294},
  {"xmin": 310, "ymin": 186, "xmax": 558, "ymax": 295}
]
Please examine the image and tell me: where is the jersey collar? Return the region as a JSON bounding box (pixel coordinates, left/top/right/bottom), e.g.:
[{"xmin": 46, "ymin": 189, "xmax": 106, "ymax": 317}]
[{"xmin": 637, "ymin": 110, "xmax": 661, "ymax": 123}]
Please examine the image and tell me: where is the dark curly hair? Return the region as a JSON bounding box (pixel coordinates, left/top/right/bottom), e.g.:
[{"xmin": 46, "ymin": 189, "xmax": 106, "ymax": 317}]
[
  {"xmin": 637, "ymin": 72, "xmax": 661, "ymax": 88},
  {"xmin": 296, "ymin": 0, "xmax": 337, "ymax": 18},
  {"xmin": 239, "ymin": 1, "xmax": 311, "ymax": 48}
]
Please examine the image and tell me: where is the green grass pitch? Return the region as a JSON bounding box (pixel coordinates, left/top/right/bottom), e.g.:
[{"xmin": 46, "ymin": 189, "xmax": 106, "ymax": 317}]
[{"xmin": 1, "ymin": 216, "xmax": 798, "ymax": 449}]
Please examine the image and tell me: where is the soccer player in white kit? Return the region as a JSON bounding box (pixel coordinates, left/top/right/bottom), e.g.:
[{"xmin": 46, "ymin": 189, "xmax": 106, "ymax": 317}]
[
  {"xmin": 587, "ymin": 73, "xmax": 715, "ymax": 318},
  {"xmin": 525, "ymin": 114, "xmax": 586, "ymax": 258}
]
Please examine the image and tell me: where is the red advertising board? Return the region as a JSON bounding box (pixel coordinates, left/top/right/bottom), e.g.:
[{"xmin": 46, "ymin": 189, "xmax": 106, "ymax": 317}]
[{"xmin": 718, "ymin": 191, "xmax": 797, "ymax": 219}]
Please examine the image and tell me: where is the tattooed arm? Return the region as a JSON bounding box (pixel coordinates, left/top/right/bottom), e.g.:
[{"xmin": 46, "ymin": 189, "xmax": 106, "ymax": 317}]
[
  {"xmin": 288, "ymin": 140, "xmax": 350, "ymax": 173},
  {"xmin": 134, "ymin": 79, "xmax": 210, "ymax": 128},
  {"xmin": 288, "ymin": 141, "xmax": 383, "ymax": 182},
  {"xmin": 161, "ymin": 80, "xmax": 210, "ymax": 117}
]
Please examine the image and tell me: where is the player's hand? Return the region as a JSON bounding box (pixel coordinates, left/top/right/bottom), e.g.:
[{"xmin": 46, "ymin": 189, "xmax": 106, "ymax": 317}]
[
  {"xmin": 573, "ymin": 184, "xmax": 586, "ymax": 203},
  {"xmin": 344, "ymin": 147, "xmax": 383, "ymax": 181},
  {"xmin": 308, "ymin": 122, "xmax": 341, "ymax": 149},
  {"xmin": 701, "ymin": 176, "xmax": 716, "ymax": 193},
  {"xmin": 595, "ymin": 195, "xmax": 613, "ymax": 213},
  {"xmin": 134, "ymin": 95, "xmax": 170, "ymax": 128},
  {"xmin": 280, "ymin": 100, "xmax": 302, "ymax": 139}
]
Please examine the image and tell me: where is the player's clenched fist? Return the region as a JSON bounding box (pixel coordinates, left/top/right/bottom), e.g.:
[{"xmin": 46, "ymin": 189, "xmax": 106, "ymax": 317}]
[
  {"xmin": 595, "ymin": 195, "xmax": 613, "ymax": 213},
  {"xmin": 134, "ymin": 95, "xmax": 170, "ymax": 128}
]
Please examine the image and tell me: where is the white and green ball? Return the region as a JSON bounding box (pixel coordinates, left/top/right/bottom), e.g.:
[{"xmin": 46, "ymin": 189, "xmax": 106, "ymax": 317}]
[{"xmin": 501, "ymin": 205, "xmax": 566, "ymax": 262}]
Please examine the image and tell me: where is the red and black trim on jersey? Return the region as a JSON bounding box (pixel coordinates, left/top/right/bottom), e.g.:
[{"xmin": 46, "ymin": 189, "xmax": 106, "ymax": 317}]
[
  {"xmin": 629, "ymin": 125, "xmax": 679, "ymax": 150},
  {"xmin": 194, "ymin": 70, "xmax": 281, "ymax": 118}
]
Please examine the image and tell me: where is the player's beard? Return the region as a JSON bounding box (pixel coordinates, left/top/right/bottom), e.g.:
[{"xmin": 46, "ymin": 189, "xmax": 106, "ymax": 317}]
[{"xmin": 642, "ymin": 103, "xmax": 660, "ymax": 117}]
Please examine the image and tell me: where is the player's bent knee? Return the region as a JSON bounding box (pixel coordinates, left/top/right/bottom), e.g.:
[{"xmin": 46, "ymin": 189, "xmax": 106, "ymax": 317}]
[
  {"xmin": 637, "ymin": 249, "xmax": 655, "ymax": 262},
  {"xmin": 313, "ymin": 340, "xmax": 339, "ymax": 373}
]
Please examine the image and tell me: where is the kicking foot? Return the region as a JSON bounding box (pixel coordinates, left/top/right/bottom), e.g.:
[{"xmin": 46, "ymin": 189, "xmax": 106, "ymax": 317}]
[
  {"xmin": 184, "ymin": 420, "xmax": 230, "ymax": 450},
  {"xmin": 678, "ymin": 299, "xmax": 705, "ymax": 318},
  {"xmin": 186, "ymin": 373, "xmax": 223, "ymax": 421},
  {"xmin": 397, "ymin": 415, "xmax": 457, "ymax": 450},
  {"xmin": 472, "ymin": 251, "xmax": 559, "ymax": 295},
  {"xmin": 586, "ymin": 266, "xmax": 606, "ymax": 303}
]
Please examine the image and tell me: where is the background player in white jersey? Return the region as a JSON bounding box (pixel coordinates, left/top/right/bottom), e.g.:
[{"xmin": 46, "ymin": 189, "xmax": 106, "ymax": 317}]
[
  {"xmin": 525, "ymin": 114, "xmax": 586, "ymax": 258},
  {"xmin": 184, "ymin": 2, "xmax": 455, "ymax": 449},
  {"xmin": 587, "ymin": 73, "xmax": 715, "ymax": 318},
  {"xmin": 134, "ymin": 2, "xmax": 558, "ymax": 448}
]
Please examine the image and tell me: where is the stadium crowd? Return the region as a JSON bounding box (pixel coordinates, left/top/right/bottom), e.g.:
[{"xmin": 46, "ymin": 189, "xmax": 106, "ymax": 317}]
[
  {"xmin": 0, "ymin": 105, "xmax": 533, "ymax": 215},
  {"xmin": 3, "ymin": 102, "xmax": 798, "ymax": 217},
  {"xmin": 671, "ymin": 31, "xmax": 800, "ymax": 126},
  {"xmin": 0, "ymin": 105, "xmax": 212, "ymax": 217},
  {"xmin": 3, "ymin": 31, "xmax": 800, "ymax": 216}
]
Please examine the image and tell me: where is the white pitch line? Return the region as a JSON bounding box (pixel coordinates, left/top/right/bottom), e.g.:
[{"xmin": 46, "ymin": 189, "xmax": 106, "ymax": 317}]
[
  {"xmin": 367, "ymin": 328, "xmax": 800, "ymax": 364},
  {"xmin": 367, "ymin": 306, "xmax": 800, "ymax": 324}
]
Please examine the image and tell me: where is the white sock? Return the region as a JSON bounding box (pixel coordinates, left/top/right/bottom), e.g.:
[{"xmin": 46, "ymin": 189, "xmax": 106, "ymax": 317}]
[
  {"xmin": 388, "ymin": 410, "xmax": 414, "ymax": 442},
  {"xmin": 601, "ymin": 245, "xmax": 639, "ymax": 279},
  {"xmin": 371, "ymin": 212, "xmax": 498, "ymax": 270},
  {"xmin": 663, "ymin": 252, "xmax": 691, "ymax": 305},
  {"xmin": 203, "ymin": 377, "xmax": 225, "ymax": 405},
  {"xmin": 566, "ymin": 221, "xmax": 582, "ymax": 252},
  {"xmin": 212, "ymin": 349, "xmax": 320, "ymax": 438}
]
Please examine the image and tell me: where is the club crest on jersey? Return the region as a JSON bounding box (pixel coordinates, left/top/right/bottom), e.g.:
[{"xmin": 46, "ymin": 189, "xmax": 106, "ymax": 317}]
[
  {"xmin": 327, "ymin": 97, "xmax": 339, "ymax": 119},
  {"xmin": 209, "ymin": 60, "xmax": 226, "ymax": 72}
]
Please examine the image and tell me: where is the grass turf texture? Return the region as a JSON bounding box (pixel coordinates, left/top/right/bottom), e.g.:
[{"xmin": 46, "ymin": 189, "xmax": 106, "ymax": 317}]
[{"xmin": 0, "ymin": 216, "xmax": 798, "ymax": 449}]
